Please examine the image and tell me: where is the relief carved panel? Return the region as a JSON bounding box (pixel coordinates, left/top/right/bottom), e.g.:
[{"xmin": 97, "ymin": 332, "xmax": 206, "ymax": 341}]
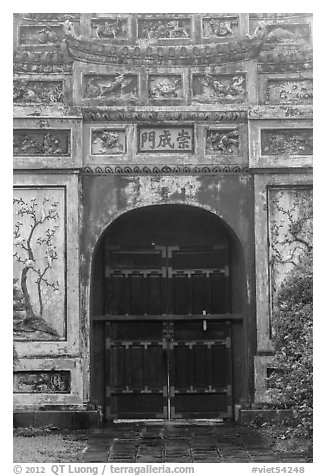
[
  {"xmin": 19, "ymin": 25, "xmax": 64, "ymax": 46},
  {"xmin": 91, "ymin": 128, "xmax": 126, "ymax": 155},
  {"xmin": 84, "ymin": 74, "xmax": 139, "ymax": 100},
  {"xmin": 13, "ymin": 80, "xmax": 64, "ymax": 104},
  {"xmin": 13, "ymin": 130, "xmax": 70, "ymax": 156},
  {"xmin": 261, "ymin": 129, "xmax": 313, "ymax": 156},
  {"xmin": 206, "ymin": 129, "xmax": 240, "ymax": 155},
  {"xmin": 192, "ymin": 74, "xmax": 246, "ymax": 103},
  {"xmin": 13, "ymin": 188, "xmax": 66, "ymax": 341},
  {"xmin": 14, "ymin": 371, "xmax": 71, "ymax": 393},
  {"xmin": 266, "ymin": 79, "xmax": 313, "ymax": 104},
  {"xmin": 202, "ymin": 17, "xmax": 239, "ymax": 38},
  {"xmin": 268, "ymin": 187, "xmax": 312, "ymax": 308},
  {"xmin": 137, "ymin": 18, "xmax": 191, "ymax": 39},
  {"xmin": 91, "ymin": 18, "xmax": 129, "ymax": 39},
  {"xmin": 148, "ymin": 75, "xmax": 183, "ymax": 99}
]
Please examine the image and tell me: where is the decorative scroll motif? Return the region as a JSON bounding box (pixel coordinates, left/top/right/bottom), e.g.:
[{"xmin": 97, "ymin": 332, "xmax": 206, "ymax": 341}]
[
  {"xmin": 137, "ymin": 18, "xmax": 191, "ymax": 39},
  {"xmin": 148, "ymin": 75, "xmax": 183, "ymax": 99},
  {"xmin": 92, "ymin": 18, "xmax": 129, "ymax": 39},
  {"xmin": 206, "ymin": 129, "xmax": 240, "ymax": 155},
  {"xmin": 84, "ymin": 74, "xmax": 138, "ymax": 100},
  {"xmin": 268, "ymin": 187, "xmax": 312, "ymax": 303},
  {"xmin": 266, "ymin": 79, "xmax": 313, "ymax": 104},
  {"xmin": 261, "ymin": 129, "xmax": 313, "ymax": 155},
  {"xmin": 13, "ymin": 80, "xmax": 64, "ymax": 104},
  {"xmin": 82, "ymin": 109, "xmax": 247, "ymax": 122},
  {"xmin": 13, "ymin": 130, "xmax": 70, "ymax": 156},
  {"xmin": 82, "ymin": 164, "xmax": 249, "ymax": 174},
  {"xmin": 91, "ymin": 129, "xmax": 126, "ymax": 154},
  {"xmin": 192, "ymin": 74, "xmax": 246, "ymax": 103},
  {"xmin": 138, "ymin": 126, "xmax": 193, "ymax": 153},
  {"xmin": 19, "ymin": 25, "xmax": 63, "ymax": 46},
  {"xmin": 202, "ymin": 17, "xmax": 238, "ymax": 38},
  {"xmin": 14, "ymin": 371, "xmax": 71, "ymax": 393},
  {"xmin": 13, "ymin": 190, "xmax": 66, "ymax": 341}
]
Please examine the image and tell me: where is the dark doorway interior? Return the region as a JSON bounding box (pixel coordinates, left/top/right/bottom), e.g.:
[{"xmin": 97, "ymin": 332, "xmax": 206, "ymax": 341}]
[{"xmin": 91, "ymin": 205, "xmax": 247, "ymax": 420}]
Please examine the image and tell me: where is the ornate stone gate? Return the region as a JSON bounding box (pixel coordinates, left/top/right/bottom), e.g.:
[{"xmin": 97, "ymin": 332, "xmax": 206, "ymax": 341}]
[{"xmin": 13, "ymin": 13, "xmax": 312, "ymax": 426}]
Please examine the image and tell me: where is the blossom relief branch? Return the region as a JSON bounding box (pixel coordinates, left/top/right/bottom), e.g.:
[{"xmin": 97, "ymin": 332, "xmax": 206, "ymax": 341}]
[{"xmin": 13, "ymin": 193, "xmax": 66, "ymax": 340}]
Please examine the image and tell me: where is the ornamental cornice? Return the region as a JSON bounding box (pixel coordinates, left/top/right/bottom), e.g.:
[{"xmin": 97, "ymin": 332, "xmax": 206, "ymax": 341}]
[{"xmin": 63, "ymin": 21, "xmax": 312, "ymax": 67}]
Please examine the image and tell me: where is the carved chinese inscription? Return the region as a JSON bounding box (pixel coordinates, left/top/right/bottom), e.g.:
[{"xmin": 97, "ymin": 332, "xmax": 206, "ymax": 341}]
[
  {"xmin": 13, "ymin": 189, "xmax": 66, "ymax": 341},
  {"xmin": 148, "ymin": 75, "xmax": 183, "ymax": 99},
  {"xmin": 19, "ymin": 25, "xmax": 63, "ymax": 45},
  {"xmin": 138, "ymin": 126, "xmax": 193, "ymax": 153},
  {"xmin": 91, "ymin": 18, "xmax": 129, "ymax": 39},
  {"xmin": 13, "ymin": 130, "xmax": 70, "ymax": 156},
  {"xmin": 192, "ymin": 74, "xmax": 246, "ymax": 103},
  {"xmin": 91, "ymin": 129, "xmax": 126, "ymax": 155},
  {"xmin": 84, "ymin": 74, "xmax": 138, "ymax": 100},
  {"xmin": 13, "ymin": 80, "xmax": 64, "ymax": 104},
  {"xmin": 261, "ymin": 129, "xmax": 313, "ymax": 155},
  {"xmin": 14, "ymin": 371, "xmax": 71, "ymax": 393},
  {"xmin": 206, "ymin": 129, "xmax": 240, "ymax": 155},
  {"xmin": 266, "ymin": 79, "xmax": 313, "ymax": 104},
  {"xmin": 202, "ymin": 17, "xmax": 238, "ymax": 38},
  {"xmin": 138, "ymin": 18, "xmax": 191, "ymax": 39}
]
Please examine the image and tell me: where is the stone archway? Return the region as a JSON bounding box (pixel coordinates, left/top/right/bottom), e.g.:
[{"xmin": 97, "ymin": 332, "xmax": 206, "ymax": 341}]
[{"xmin": 90, "ymin": 203, "xmax": 247, "ymax": 420}]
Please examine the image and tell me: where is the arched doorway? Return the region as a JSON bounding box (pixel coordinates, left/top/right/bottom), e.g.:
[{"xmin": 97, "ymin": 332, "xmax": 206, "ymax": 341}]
[{"xmin": 90, "ymin": 204, "xmax": 247, "ymax": 420}]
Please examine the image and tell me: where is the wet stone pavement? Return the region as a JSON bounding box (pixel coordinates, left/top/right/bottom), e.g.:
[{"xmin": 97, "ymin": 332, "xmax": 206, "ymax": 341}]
[{"xmin": 83, "ymin": 421, "xmax": 312, "ymax": 463}]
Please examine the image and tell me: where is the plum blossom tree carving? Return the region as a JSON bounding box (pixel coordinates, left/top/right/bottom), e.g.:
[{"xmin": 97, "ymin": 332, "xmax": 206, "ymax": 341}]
[
  {"xmin": 269, "ymin": 189, "xmax": 312, "ymax": 302},
  {"xmin": 13, "ymin": 197, "xmax": 60, "ymax": 338}
]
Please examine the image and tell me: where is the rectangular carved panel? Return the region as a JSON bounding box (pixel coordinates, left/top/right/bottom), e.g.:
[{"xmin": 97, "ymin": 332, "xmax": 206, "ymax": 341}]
[
  {"xmin": 206, "ymin": 129, "xmax": 240, "ymax": 155},
  {"xmin": 13, "ymin": 80, "xmax": 64, "ymax": 104},
  {"xmin": 202, "ymin": 16, "xmax": 239, "ymax": 39},
  {"xmin": 19, "ymin": 25, "xmax": 64, "ymax": 45},
  {"xmin": 13, "ymin": 187, "xmax": 66, "ymax": 341},
  {"xmin": 13, "ymin": 130, "xmax": 70, "ymax": 156},
  {"xmin": 148, "ymin": 75, "xmax": 183, "ymax": 100},
  {"xmin": 266, "ymin": 79, "xmax": 313, "ymax": 104},
  {"xmin": 261, "ymin": 129, "xmax": 313, "ymax": 156},
  {"xmin": 268, "ymin": 187, "xmax": 312, "ymax": 310},
  {"xmin": 83, "ymin": 74, "xmax": 139, "ymax": 100},
  {"xmin": 14, "ymin": 371, "xmax": 71, "ymax": 393},
  {"xmin": 192, "ymin": 74, "xmax": 246, "ymax": 103},
  {"xmin": 137, "ymin": 18, "xmax": 191, "ymax": 39},
  {"xmin": 91, "ymin": 128, "xmax": 127, "ymax": 155},
  {"xmin": 138, "ymin": 126, "xmax": 194, "ymax": 153},
  {"xmin": 91, "ymin": 17, "xmax": 129, "ymax": 39}
]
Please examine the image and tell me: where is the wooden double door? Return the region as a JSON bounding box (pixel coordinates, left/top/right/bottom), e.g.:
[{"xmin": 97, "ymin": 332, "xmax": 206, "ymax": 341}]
[{"xmin": 104, "ymin": 245, "xmax": 232, "ymax": 419}]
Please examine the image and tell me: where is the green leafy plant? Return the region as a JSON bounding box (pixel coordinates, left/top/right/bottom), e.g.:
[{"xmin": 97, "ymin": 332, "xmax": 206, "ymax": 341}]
[{"xmin": 268, "ymin": 251, "xmax": 312, "ymax": 438}]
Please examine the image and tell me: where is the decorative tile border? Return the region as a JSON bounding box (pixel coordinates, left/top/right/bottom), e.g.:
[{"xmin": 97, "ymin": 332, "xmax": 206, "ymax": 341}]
[{"xmin": 82, "ymin": 164, "xmax": 250, "ymax": 175}]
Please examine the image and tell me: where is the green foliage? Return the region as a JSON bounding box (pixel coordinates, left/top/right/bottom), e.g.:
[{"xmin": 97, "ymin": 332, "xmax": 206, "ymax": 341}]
[{"xmin": 268, "ymin": 252, "xmax": 312, "ymax": 438}]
